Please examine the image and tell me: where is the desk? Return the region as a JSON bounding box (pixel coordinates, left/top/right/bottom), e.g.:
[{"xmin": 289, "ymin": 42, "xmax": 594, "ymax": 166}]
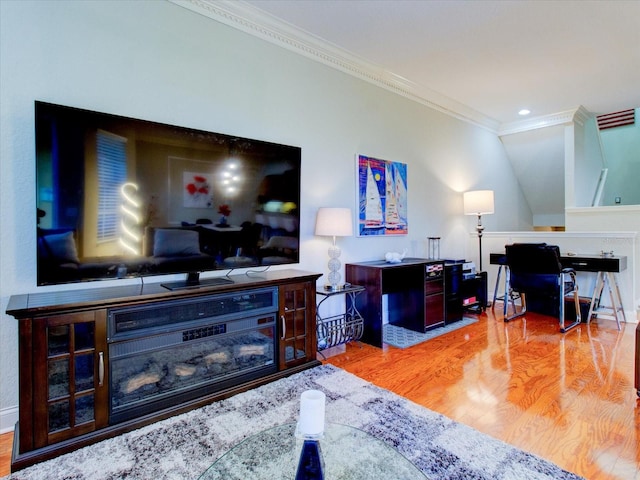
[
  {"xmin": 490, "ymin": 252, "xmax": 627, "ymax": 327},
  {"xmin": 489, "ymin": 252, "xmax": 627, "ymax": 273},
  {"xmin": 346, "ymin": 258, "xmax": 444, "ymax": 347}
]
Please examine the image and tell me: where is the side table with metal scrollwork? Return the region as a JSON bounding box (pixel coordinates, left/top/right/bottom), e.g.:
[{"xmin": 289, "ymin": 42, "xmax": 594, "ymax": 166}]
[{"xmin": 316, "ymin": 284, "xmax": 365, "ymax": 354}]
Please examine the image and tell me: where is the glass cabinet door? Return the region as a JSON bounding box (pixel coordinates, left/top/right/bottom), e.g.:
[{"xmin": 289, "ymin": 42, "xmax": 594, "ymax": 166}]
[
  {"xmin": 33, "ymin": 311, "xmax": 108, "ymax": 447},
  {"xmin": 278, "ymin": 281, "xmax": 315, "ymax": 369}
]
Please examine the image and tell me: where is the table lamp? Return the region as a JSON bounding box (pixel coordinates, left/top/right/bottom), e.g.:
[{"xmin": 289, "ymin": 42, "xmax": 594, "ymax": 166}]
[
  {"xmin": 463, "ymin": 190, "xmax": 494, "ymax": 271},
  {"xmin": 315, "ymin": 207, "xmax": 353, "ymax": 291}
]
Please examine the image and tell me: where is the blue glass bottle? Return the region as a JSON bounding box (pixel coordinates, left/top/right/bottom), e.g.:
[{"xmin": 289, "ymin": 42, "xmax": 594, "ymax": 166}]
[{"xmin": 295, "ymin": 439, "xmax": 324, "ymax": 480}]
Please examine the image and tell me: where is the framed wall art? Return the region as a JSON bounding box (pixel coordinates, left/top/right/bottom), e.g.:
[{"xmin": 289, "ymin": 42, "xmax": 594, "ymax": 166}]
[{"xmin": 356, "ymin": 153, "xmax": 408, "ymax": 236}]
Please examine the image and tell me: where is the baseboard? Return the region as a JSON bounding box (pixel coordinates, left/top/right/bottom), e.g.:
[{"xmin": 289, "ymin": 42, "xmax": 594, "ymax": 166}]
[{"xmin": 0, "ymin": 405, "xmax": 18, "ymax": 434}]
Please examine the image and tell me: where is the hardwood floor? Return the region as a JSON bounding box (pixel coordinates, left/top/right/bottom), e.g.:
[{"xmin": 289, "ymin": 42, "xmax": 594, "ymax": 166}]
[
  {"xmin": 0, "ymin": 308, "xmax": 637, "ymax": 479},
  {"xmin": 0, "ymin": 429, "xmax": 11, "ymax": 477},
  {"xmin": 323, "ymin": 309, "xmax": 639, "ymax": 480}
]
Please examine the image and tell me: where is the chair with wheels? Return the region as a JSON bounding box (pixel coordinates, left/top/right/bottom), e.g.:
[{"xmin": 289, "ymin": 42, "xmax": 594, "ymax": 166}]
[{"xmin": 504, "ymin": 243, "xmax": 582, "ymax": 333}]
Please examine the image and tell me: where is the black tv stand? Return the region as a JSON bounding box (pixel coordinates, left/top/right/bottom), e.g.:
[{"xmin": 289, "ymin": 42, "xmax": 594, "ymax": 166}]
[{"xmin": 161, "ymin": 272, "xmax": 234, "ymax": 290}]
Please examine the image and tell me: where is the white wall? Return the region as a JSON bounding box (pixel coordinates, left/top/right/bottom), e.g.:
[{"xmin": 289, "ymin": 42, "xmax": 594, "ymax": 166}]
[
  {"xmin": 575, "ymin": 116, "xmax": 605, "ymax": 207},
  {"xmin": 0, "ymin": 0, "xmax": 526, "ymax": 429},
  {"xmin": 599, "ymin": 108, "xmax": 640, "ymax": 206},
  {"xmin": 500, "ymin": 125, "xmax": 566, "ymax": 227}
]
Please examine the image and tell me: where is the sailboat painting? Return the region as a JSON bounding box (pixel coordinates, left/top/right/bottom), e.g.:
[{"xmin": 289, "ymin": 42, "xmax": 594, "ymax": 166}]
[{"xmin": 357, "ymin": 154, "xmax": 408, "ymax": 236}]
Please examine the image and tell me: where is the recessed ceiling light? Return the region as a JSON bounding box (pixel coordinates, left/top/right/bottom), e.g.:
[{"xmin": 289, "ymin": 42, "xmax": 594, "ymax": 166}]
[{"xmin": 518, "ymin": 109, "xmax": 531, "ymax": 116}]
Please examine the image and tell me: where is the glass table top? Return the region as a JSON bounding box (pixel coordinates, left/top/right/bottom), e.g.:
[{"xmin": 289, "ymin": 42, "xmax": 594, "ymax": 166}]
[{"xmin": 198, "ymin": 422, "xmax": 426, "ymax": 479}]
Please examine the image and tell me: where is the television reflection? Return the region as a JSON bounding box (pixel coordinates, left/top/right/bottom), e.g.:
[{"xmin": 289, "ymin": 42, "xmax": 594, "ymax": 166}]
[{"xmin": 35, "ymin": 101, "xmax": 301, "ymax": 286}]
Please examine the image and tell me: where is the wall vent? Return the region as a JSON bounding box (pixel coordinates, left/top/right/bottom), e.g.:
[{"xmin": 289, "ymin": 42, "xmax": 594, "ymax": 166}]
[{"xmin": 596, "ymin": 109, "xmax": 635, "ymax": 130}]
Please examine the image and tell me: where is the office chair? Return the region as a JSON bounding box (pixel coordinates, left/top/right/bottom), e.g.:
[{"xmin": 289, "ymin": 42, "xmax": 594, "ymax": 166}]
[{"xmin": 504, "ymin": 243, "xmax": 582, "ymax": 333}]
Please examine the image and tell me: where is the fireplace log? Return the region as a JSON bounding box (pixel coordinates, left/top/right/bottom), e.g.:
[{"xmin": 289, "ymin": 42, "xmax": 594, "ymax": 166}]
[
  {"xmin": 204, "ymin": 351, "xmax": 230, "ymax": 364},
  {"xmin": 174, "ymin": 363, "xmax": 197, "ymax": 377},
  {"xmin": 123, "ymin": 371, "xmax": 162, "ymax": 394}
]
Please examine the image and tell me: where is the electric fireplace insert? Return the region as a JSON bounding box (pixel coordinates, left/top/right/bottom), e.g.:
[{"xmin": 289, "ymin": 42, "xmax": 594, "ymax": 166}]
[{"xmin": 107, "ymin": 287, "xmax": 278, "ymax": 423}]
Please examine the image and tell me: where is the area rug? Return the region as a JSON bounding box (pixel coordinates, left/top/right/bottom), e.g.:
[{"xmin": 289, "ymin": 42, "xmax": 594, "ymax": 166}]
[
  {"xmin": 3, "ymin": 364, "xmax": 583, "ymax": 480},
  {"xmin": 383, "ymin": 316, "xmax": 478, "ymax": 348}
]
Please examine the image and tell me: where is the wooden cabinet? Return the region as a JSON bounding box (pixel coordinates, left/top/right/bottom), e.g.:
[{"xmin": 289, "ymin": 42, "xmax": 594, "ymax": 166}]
[
  {"xmin": 445, "ymin": 263, "xmax": 488, "ymax": 320},
  {"xmin": 460, "ymin": 272, "xmax": 488, "ymax": 313},
  {"xmin": 424, "ymin": 263, "xmax": 445, "ymax": 329},
  {"xmin": 278, "ymin": 280, "xmax": 317, "ymax": 369},
  {"xmin": 7, "ymin": 269, "xmax": 321, "ymax": 472}
]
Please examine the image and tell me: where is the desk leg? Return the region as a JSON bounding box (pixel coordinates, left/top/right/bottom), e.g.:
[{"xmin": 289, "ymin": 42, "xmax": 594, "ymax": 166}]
[
  {"xmin": 492, "ymin": 265, "xmax": 503, "ymax": 310},
  {"xmin": 502, "ymin": 267, "xmax": 512, "ymax": 318},
  {"xmin": 611, "ymin": 272, "xmax": 626, "ymax": 323},
  {"xmin": 587, "ymin": 271, "xmax": 624, "ymax": 330},
  {"xmin": 605, "ymin": 273, "xmax": 620, "ymax": 328},
  {"xmin": 587, "ymin": 272, "xmax": 605, "ymax": 323},
  {"xmin": 607, "ymin": 272, "xmax": 626, "ymax": 326}
]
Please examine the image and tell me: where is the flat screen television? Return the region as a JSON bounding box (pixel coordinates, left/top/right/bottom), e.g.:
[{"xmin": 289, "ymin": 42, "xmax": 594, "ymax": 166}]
[{"xmin": 35, "ymin": 101, "xmax": 301, "ymax": 288}]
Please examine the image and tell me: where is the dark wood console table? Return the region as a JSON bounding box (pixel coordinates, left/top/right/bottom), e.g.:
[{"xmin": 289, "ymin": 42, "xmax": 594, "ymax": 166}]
[
  {"xmin": 345, "ymin": 258, "xmax": 445, "ymax": 347},
  {"xmin": 6, "ymin": 269, "xmax": 321, "ymax": 472}
]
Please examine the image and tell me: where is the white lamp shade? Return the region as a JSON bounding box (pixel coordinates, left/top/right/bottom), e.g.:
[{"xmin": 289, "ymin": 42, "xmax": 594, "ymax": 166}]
[
  {"xmin": 315, "ymin": 207, "xmax": 353, "ymax": 237},
  {"xmin": 463, "ymin": 190, "xmax": 494, "ymax": 215}
]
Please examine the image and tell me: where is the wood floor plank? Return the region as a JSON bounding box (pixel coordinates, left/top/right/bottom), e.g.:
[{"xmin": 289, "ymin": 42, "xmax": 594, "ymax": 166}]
[
  {"xmin": 0, "ymin": 431, "xmax": 12, "ymax": 477},
  {"xmin": 323, "ymin": 309, "xmax": 639, "ymax": 480}
]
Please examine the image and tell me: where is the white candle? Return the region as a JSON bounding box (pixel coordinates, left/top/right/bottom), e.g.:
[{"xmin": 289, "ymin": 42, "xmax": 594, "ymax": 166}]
[{"xmin": 298, "ymin": 389, "xmax": 325, "ymax": 437}]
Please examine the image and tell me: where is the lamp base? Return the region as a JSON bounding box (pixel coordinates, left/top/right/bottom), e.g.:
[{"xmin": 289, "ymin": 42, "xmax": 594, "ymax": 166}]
[{"xmin": 326, "ymin": 244, "xmax": 343, "ymax": 292}]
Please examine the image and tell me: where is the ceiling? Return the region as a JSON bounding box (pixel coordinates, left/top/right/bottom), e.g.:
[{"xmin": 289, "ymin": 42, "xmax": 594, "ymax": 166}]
[
  {"xmin": 176, "ymin": 0, "xmax": 640, "ymax": 224},
  {"xmin": 237, "ymin": 0, "xmax": 640, "ymax": 128}
]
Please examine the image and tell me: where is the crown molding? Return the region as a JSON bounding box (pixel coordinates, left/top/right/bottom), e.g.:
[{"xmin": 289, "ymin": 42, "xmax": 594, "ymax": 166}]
[
  {"xmin": 170, "ymin": 0, "xmax": 500, "ymax": 132},
  {"xmin": 571, "ymin": 105, "xmax": 592, "ymax": 126},
  {"xmin": 498, "ymin": 105, "xmax": 593, "ymax": 136},
  {"xmin": 170, "ymin": 1, "xmax": 596, "ymax": 137}
]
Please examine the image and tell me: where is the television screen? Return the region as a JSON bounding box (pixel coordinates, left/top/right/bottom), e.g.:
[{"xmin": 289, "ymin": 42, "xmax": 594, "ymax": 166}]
[{"xmin": 35, "ymin": 101, "xmax": 301, "ymax": 287}]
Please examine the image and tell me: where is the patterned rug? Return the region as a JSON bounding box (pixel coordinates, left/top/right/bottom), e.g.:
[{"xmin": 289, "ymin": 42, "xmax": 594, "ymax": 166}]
[
  {"xmin": 383, "ymin": 316, "xmax": 478, "ymax": 348},
  {"xmin": 3, "ymin": 365, "xmax": 583, "ymax": 480}
]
